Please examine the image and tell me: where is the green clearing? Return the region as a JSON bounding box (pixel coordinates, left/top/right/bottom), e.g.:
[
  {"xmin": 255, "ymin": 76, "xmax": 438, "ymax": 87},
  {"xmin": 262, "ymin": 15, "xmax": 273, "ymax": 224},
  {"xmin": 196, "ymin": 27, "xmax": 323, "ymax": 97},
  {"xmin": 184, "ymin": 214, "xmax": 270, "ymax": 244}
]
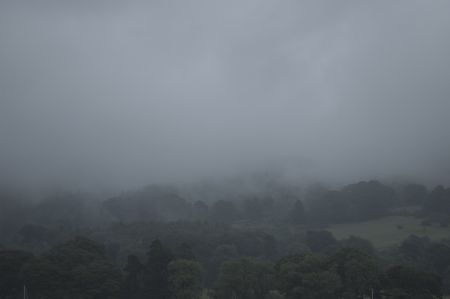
[{"xmin": 327, "ymin": 216, "xmax": 450, "ymax": 248}]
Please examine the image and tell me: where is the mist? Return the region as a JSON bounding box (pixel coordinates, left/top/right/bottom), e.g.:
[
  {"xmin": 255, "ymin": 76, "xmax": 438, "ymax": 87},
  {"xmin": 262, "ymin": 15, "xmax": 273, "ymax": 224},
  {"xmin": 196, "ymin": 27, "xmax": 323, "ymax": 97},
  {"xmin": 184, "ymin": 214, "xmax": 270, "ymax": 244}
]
[{"xmin": 1, "ymin": 0, "xmax": 450, "ymax": 191}]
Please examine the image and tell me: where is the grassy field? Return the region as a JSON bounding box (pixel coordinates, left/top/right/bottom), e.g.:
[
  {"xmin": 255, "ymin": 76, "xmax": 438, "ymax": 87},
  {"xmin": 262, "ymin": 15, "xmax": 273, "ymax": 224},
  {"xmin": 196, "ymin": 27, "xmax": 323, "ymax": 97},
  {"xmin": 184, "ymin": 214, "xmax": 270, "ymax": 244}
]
[{"xmin": 327, "ymin": 215, "xmax": 450, "ymax": 248}]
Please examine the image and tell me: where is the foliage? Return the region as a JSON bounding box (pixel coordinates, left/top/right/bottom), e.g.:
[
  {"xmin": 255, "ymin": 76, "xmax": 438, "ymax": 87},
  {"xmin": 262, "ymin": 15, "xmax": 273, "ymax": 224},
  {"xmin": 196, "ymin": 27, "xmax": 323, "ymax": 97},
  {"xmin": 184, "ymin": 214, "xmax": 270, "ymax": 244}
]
[
  {"xmin": 214, "ymin": 258, "xmax": 275, "ymax": 299},
  {"xmin": 276, "ymin": 253, "xmax": 341, "ymax": 299},
  {"xmin": 0, "ymin": 250, "xmax": 35, "ymax": 298},
  {"xmin": 307, "ymin": 181, "xmax": 397, "ymax": 224},
  {"xmin": 210, "ymin": 200, "xmax": 239, "ymax": 224},
  {"xmin": 288, "ymin": 200, "xmax": 306, "ymax": 225},
  {"xmin": 330, "ymin": 248, "xmax": 380, "ymax": 298},
  {"xmin": 424, "ymin": 185, "xmax": 450, "ymax": 216},
  {"xmin": 123, "ymin": 254, "xmax": 144, "ymax": 298},
  {"xmin": 305, "ymin": 230, "xmax": 337, "ymax": 253},
  {"xmin": 23, "ymin": 236, "xmax": 122, "ymax": 299},
  {"xmin": 382, "ymin": 265, "xmax": 442, "ymax": 298},
  {"xmin": 169, "ymin": 259, "xmax": 204, "ymax": 299},
  {"xmin": 143, "ymin": 239, "xmax": 174, "ymax": 299},
  {"xmin": 2, "ymin": 180, "xmax": 450, "ymax": 298}
]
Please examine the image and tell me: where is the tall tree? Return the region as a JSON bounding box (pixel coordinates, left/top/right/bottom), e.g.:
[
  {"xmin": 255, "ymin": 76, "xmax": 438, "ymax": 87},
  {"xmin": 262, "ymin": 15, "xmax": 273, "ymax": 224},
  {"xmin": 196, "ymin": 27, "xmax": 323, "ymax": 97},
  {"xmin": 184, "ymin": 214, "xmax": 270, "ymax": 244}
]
[
  {"xmin": 210, "ymin": 200, "xmax": 239, "ymax": 224},
  {"xmin": 214, "ymin": 258, "xmax": 274, "ymax": 299},
  {"xmin": 143, "ymin": 239, "xmax": 174, "ymax": 299},
  {"xmin": 305, "ymin": 230, "xmax": 337, "ymax": 253},
  {"xmin": 383, "ymin": 265, "xmax": 442, "ymax": 299},
  {"xmin": 402, "ymin": 184, "xmax": 427, "ymax": 205},
  {"xmin": 330, "ymin": 248, "xmax": 380, "ymax": 299},
  {"xmin": 168, "ymin": 259, "xmax": 203, "ymax": 299},
  {"xmin": 277, "ymin": 253, "xmax": 341, "ymax": 299},
  {"xmin": 24, "ymin": 236, "xmax": 122, "ymax": 299},
  {"xmin": 175, "ymin": 243, "xmax": 196, "ymax": 261},
  {"xmin": 0, "ymin": 250, "xmax": 35, "ymax": 298},
  {"xmin": 124, "ymin": 254, "xmax": 144, "ymax": 299}
]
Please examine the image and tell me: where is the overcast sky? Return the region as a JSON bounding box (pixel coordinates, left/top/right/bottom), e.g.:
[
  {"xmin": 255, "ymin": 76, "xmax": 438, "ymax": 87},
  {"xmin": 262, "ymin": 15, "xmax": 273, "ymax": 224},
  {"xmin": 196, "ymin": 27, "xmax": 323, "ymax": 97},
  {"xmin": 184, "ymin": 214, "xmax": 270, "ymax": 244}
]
[{"xmin": 1, "ymin": 0, "xmax": 450, "ymax": 191}]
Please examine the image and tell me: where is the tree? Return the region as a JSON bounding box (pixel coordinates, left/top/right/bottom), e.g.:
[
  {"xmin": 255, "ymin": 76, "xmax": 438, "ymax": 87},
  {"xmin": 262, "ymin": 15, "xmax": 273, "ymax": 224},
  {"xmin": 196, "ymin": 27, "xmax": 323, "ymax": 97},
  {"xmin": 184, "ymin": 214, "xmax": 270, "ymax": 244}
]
[
  {"xmin": 0, "ymin": 189, "xmax": 30, "ymax": 242},
  {"xmin": 307, "ymin": 190, "xmax": 350, "ymax": 224},
  {"xmin": 383, "ymin": 265, "xmax": 442, "ymax": 299},
  {"xmin": 424, "ymin": 186, "xmax": 450, "ymax": 215},
  {"xmin": 24, "ymin": 236, "xmax": 122, "ymax": 299},
  {"xmin": 34, "ymin": 192, "xmax": 87, "ymax": 229},
  {"xmin": 143, "ymin": 239, "xmax": 174, "ymax": 299},
  {"xmin": 210, "ymin": 200, "xmax": 239, "ymax": 224},
  {"xmin": 305, "ymin": 230, "xmax": 337, "ymax": 253},
  {"xmin": 242, "ymin": 197, "xmax": 264, "ymax": 221},
  {"xmin": 277, "ymin": 253, "xmax": 341, "ymax": 299},
  {"xmin": 0, "ymin": 250, "xmax": 35, "ymax": 298},
  {"xmin": 169, "ymin": 259, "xmax": 203, "ymax": 299},
  {"xmin": 18, "ymin": 224, "xmax": 56, "ymax": 246},
  {"xmin": 124, "ymin": 254, "xmax": 144, "ymax": 299},
  {"xmin": 288, "ymin": 200, "xmax": 306, "ymax": 225},
  {"xmin": 442, "ymin": 266, "xmax": 450, "ymax": 295},
  {"xmin": 175, "ymin": 243, "xmax": 196, "ymax": 260},
  {"xmin": 192, "ymin": 200, "xmax": 209, "ymax": 221},
  {"xmin": 339, "ymin": 236, "xmax": 375, "ymax": 255},
  {"xmin": 214, "ymin": 258, "xmax": 274, "ymax": 299},
  {"xmin": 402, "ymin": 184, "xmax": 427, "ymax": 205},
  {"xmin": 205, "ymin": 244, "xmax": 239, "ymax": 287},
  {"xmin": 343, "ymin": 180, "xmax": 396, "ymax": 221},
  {"xmin": 330, "ymin": 248, "xmax": 381, "ymax": 299},
  {"xmin": 399, "ymin": 235, "xmax": 431, "ymax": 265},
  {"xmin": 308, "ymin": 181, "xmax": 396, "ymax": 223},
  {"xmin": 428, "ymin": 242, "xmax": 450, "ymax": 275}
]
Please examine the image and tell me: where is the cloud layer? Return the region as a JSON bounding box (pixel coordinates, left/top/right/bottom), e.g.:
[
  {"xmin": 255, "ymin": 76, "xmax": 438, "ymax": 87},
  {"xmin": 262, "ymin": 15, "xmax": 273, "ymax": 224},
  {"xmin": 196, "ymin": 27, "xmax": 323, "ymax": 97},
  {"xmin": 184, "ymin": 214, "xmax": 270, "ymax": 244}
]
[{"xmin": 1, "ymin": 0, "xmax": 450, "ymax": 190}]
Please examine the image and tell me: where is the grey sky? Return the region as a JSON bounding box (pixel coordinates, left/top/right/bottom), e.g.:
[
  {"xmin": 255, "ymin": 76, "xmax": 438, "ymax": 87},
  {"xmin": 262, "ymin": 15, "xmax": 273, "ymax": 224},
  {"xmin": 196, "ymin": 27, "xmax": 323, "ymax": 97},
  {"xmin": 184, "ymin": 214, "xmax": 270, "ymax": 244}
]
[{"xmin": 1, "ymin": 0, "xmax": 450, "ymax": 190}]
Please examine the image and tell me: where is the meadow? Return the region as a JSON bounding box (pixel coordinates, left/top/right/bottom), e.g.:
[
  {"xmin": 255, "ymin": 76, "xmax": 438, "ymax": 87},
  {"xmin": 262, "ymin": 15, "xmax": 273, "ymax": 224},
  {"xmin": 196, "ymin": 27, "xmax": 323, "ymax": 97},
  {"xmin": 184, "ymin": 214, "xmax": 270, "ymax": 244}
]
[{"xmin": 327, "ymin": 215, "xmax": 450, "ymax": 248}]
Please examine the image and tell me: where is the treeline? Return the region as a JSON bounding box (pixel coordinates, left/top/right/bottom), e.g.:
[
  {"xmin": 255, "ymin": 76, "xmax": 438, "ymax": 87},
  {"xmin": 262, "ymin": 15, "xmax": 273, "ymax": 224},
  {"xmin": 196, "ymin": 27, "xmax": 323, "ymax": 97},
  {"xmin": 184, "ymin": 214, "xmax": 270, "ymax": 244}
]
[
  {"xmin": 100, "ymin": 181, "xmax": 450, "ymax": 226},
  {"xmin": 2, "ymin": 180, "xmax": 450, "ymax": 240},
  {"xmin": 1, "ymin": 180, "xmax": 450, "ymax": 257},
  {"xmin": 1, "ymin": 233, "xmax": 448, "ymax": 298},
  {"xmin": 120, "ymin": 235, "xmax": 446, "ymax": 299},
  {"xmin": 2, "ymin": 179, "xmax": 450, "ymax": 298},
  {"xmin": 104, "ymin": 181, "xmax": 398, "ymax": 224}
]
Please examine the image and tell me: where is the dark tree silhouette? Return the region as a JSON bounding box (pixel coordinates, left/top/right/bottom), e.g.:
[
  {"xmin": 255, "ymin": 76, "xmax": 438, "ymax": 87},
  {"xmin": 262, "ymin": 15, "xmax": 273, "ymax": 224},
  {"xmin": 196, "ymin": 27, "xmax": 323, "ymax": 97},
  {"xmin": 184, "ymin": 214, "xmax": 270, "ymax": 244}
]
[{"xmin": 143, "ymin": 239, "xmax": 174, "ymax": 299}]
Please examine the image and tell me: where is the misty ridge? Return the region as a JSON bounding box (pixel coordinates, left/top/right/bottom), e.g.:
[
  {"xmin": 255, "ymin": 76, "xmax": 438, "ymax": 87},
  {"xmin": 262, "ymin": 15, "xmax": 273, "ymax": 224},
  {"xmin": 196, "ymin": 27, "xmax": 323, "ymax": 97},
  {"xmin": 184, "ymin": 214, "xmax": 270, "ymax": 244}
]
[
  {"xmin": 2, "ymin": 175, "xmax": 450, "ymax": 298},
  {"xmin": 0, "ymin": 174, "xmax": 448, "ymax": 237},
  {"xmin": 2, "ymin": 0, "xmax": 450, "ymax": 299}
]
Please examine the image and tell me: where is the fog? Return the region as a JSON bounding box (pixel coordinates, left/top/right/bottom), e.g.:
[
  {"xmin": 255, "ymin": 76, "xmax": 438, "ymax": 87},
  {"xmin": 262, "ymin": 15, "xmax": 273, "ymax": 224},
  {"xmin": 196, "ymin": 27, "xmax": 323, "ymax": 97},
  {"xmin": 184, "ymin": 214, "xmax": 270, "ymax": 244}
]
[{"xmin": 1, "ymin": 0, "xmax": 450, "ymax": 191}]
